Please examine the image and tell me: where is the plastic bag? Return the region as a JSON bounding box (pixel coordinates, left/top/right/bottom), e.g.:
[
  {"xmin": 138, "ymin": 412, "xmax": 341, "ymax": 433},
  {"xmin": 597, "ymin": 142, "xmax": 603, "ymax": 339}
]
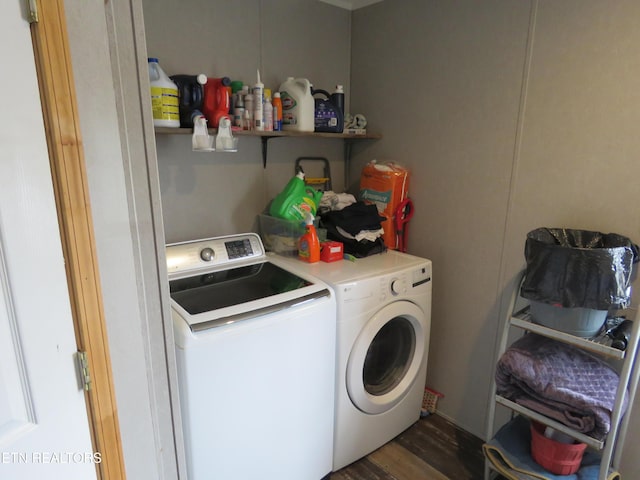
[
  {"xmin": 520, "ymin": 228, "xmax": 638, "ymax": 310},
  {"xmin": 359, "ymin": 161, "xmax": 409, "ymax": 250}
]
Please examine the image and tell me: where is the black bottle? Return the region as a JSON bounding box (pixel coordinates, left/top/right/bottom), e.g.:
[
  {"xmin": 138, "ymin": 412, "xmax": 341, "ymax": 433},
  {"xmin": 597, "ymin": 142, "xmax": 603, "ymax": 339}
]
[{"xmin": 170, "ymin": 74, "xmax": 206, "ymax": 128}]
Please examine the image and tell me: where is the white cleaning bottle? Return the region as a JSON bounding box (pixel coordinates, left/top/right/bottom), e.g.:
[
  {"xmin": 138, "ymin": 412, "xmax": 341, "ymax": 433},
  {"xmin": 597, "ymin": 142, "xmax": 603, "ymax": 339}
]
[
  {"xmin": 279, "ymin": 77, "xmax": 314, "ymax": 132},
  {"xmin": 244, "ymin": 93, "xmax": 254, "ymax": 131},
  {"xmin": 253, "ymin": 69, "xmax": 265, "ymax": 131},
  {"xmin": 263, "ymin": 89, "xmax": 274, "ymax": 132},
  {"xmin": 148, "ymin": 58, "xmax": 180, "ymax": 128}
]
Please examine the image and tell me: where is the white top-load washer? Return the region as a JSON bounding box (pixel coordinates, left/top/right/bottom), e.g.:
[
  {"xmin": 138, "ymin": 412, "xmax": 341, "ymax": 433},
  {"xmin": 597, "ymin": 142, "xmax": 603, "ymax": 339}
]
[
  {"xmin": 167, "ymin": 233, "xmax": 337, "ymax": 480},
  {"xmin": 273, "ymin": 249, "xmax": 432, "ymax": 471}
]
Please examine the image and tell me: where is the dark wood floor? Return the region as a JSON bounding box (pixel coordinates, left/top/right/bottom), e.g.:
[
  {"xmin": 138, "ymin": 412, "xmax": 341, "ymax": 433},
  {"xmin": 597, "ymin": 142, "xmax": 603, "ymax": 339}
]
[{"xmin": 329, "ymin": 414, "xmax": 486, "ymax": 480}]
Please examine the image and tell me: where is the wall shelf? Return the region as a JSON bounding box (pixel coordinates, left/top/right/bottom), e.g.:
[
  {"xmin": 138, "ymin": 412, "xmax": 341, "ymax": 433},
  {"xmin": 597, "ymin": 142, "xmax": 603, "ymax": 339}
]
[
  {"xmin": 154, "ymin": 127, "xmax": 381, "ymax": 140},
  {"xmin": 154, "ymin": 127, "xmax": 382, "ymax": 176}
]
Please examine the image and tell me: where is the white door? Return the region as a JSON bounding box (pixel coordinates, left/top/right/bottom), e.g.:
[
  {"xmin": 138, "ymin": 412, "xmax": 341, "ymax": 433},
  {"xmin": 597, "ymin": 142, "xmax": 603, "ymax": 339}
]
[{"xmin": 0, "ymin": 2, "xmax": 97, "ymax": 479}]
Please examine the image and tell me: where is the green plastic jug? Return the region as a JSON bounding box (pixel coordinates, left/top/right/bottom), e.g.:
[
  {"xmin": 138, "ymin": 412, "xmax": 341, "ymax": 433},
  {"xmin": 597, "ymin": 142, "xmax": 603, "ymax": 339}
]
[{"xmin": 269, "ymin": 171, "xmax": 323, "ymax": 221}]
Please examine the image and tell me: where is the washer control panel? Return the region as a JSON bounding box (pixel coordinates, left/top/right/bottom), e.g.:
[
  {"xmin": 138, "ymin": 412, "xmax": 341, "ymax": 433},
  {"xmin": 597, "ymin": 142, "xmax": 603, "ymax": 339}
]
[
  {"xmin": 200, "ymin": 247, "xmax": 215, "ymax": 262},
  {"xmin": 166, "ymin": 233, "xmax": 265, "ymax": 276}
]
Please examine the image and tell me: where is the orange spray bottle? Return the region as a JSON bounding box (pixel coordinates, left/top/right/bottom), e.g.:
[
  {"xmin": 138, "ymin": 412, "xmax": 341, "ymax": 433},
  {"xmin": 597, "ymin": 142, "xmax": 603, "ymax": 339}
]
[{"xmin": 298, "ymin": 213, "xmax": 320, "ymax": 263}]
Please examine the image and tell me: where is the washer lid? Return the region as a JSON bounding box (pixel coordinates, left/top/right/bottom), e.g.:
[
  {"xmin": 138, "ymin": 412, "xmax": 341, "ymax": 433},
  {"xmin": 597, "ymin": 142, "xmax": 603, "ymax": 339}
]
[
  {"xmin": 167, "ymin": 234, "xmax": 332, "ymax": 332},
  {"xmin": 346, "ymin": 300, "xmax": 426, "ymax": 414},
  {"xmin": 170, "ymin": 260, "xmax": 330, "ymax": 331},
  {"xmin": 170, "ymin": 261, "xmax": 314, "ymax": 315}
]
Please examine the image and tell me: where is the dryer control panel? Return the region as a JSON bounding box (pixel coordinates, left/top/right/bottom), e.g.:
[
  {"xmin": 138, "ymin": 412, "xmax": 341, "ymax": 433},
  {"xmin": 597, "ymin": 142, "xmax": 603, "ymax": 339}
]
[
  {"xmin": 390, "ymin": 276, "xmax": 407, "ymax": 296},
  {"xmin": 341, "ymin": 264, "xmax": 431, "ymax": 305},
  {"xmin": 389, "ymin": 265, "xmax": 431, "ymax": 296},
  {"xmin": 411, "ymin": 265, "xmax": 431, "ymax": 288}
]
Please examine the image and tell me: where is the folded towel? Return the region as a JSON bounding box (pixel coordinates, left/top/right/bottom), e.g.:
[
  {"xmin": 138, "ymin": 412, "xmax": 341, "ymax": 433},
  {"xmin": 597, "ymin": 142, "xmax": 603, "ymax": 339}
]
[
  {"xmin": 495, "ymin": 334, "xmax": 626, "ymax": 440},
  {"xmin": 336, "ymin": 225, "xmax": 384, "ymax": 243}
]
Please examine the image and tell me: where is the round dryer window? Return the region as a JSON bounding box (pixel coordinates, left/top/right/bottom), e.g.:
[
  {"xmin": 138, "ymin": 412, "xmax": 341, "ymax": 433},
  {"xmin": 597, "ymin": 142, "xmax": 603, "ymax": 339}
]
[{"xmin": 346, "ymin": 300, "xmax": 426, "ymax": 414}]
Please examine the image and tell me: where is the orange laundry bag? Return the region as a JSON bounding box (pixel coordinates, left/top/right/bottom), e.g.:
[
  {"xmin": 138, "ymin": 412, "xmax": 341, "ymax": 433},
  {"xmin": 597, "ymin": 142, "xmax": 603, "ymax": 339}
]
[{"xmin": 359, "ymin": 161, "xmax": 410, "ymax": 250}]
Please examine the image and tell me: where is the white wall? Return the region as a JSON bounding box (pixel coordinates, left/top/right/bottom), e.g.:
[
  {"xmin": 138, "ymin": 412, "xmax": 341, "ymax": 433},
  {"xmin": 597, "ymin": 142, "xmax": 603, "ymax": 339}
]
[
  {"xmin": 502, "ymin": 3, "xmax": 640, "ymax": 474},
  {"xmin": 351, "ymin": 0, "xmax": 640, "ymax": 475},
  {"xmin": 352, "ymin": 0, "xmax": 531, "ymax": 435}
]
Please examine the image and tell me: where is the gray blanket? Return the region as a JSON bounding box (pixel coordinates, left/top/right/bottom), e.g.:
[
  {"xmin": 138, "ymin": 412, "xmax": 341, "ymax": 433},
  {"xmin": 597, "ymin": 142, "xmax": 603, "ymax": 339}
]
[{"xmin": 495, "ymin": 333, "xmax": 626, "ymax": 440}]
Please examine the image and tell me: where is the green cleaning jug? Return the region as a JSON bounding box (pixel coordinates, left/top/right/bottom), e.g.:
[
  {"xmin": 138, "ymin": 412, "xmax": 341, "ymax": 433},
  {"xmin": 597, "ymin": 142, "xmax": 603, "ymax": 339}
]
[{"xmin": 269, "ymin": 171, "xmax": 323, "ymax": 221}]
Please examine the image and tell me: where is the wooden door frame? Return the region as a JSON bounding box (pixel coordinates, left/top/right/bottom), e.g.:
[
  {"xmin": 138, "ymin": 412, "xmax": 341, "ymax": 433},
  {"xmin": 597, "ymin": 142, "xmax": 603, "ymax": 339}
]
[{"xmin": 29, "ymin": 0, "xmax": 126, "ymax": 479}]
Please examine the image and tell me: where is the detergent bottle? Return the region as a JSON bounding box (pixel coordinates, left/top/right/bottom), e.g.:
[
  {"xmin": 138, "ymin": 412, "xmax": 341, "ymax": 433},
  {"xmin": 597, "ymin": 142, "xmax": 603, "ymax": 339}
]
[
  {"xmin": 312, "ymin": 87, "xmax": 343, "ymax": 133},
  {"xmin": 202, "ymin": 76, "xmax": 232, "ymax": 128},
  {"xmin": 269, "ymin": 170, "xmax": 323, "ymax": 221},
  {"xmin": 170, "ymin": 73, "xmax": 207, "ymax": 128},
  {"xmin": 330, "ymin": 85, "xmax": 345, "ymax": 118},
  {"xmin": 298, "ymin": 213, "xmax": 320, "ymax": 263},
  {"xmin": 279, "ymin": 77, "xmax": 315, "ymax": 132}
]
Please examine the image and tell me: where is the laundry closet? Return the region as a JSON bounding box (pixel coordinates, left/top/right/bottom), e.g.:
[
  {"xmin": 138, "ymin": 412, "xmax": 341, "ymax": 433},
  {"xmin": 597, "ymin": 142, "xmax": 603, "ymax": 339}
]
[
  {"xmin": 62, "ymin": 0, "xmax": 640, "ymax": 478},
  {"xmin": 141, "ymin": 0, "xmax": 640, "ymax": 476}
]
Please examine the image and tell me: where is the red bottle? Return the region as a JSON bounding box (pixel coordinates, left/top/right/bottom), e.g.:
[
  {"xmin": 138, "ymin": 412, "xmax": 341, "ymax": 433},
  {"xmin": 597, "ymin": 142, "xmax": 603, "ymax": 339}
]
[{"xmin": 202, "ymin": 76, "xmax": 232, "ymax": 128}]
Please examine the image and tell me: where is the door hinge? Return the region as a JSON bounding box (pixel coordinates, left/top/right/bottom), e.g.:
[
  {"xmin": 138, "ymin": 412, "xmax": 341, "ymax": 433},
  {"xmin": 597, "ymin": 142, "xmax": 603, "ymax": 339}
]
[
  {"xmin": 76, "ymin": 351, "xmax": 92, "ymax": 392},
  {"xmin": 27, "ymin": 0, "xmax": 38, "ymax": 24}
]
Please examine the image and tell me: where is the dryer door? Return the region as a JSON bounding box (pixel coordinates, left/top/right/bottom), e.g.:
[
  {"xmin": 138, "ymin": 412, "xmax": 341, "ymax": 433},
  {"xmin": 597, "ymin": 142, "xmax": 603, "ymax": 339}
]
[{"xmin": 346, "ymin": 300, "xmax": 426, "ymax": 414}]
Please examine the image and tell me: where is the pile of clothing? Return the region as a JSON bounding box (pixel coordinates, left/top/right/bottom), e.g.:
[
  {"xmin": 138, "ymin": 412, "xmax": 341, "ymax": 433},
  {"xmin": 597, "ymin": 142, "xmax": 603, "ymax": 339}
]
[{"xmin": 318, "ymin": 191, "xmax": 386, "ymax": 258}]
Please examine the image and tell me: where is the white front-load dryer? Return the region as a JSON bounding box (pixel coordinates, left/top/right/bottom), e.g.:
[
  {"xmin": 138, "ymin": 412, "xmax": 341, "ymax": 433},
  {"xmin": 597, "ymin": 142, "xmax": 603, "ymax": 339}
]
[{"xmin": 273, "ymin": 250, "xmax": 432, "ymax": 471}]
